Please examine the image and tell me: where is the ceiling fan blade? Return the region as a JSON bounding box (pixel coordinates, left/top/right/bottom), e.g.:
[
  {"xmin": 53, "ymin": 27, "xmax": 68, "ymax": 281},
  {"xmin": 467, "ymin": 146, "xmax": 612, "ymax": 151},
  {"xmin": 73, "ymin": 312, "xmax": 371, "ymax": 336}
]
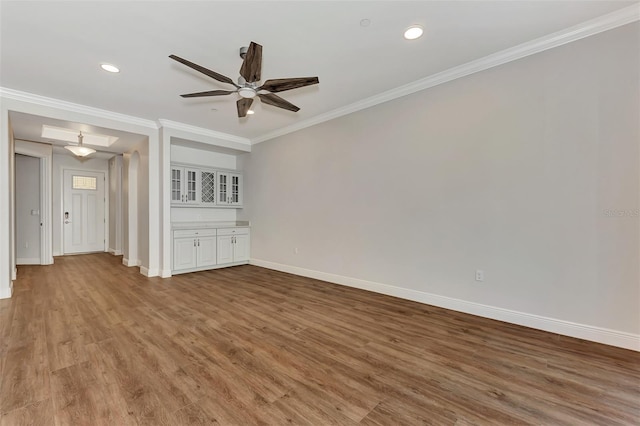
[
  {"xmin": 258, "ymin": 93, "xmax": 300, "ymax": 112},
  {"xmin": 237, "ymin": 98, "xmax": 254, "ymax": 118},
  {"xmin": 259, "ymin": 77, "xmax": 319, "ymax": 93},
  {"xmin": 181, "ymin": 90, "xmax": 236, "ymax": 98},
  {"xmin": 239, "ymin": 41, "xmax": 263, "ymax": 83},
  {"xmin": 169, "ymin": 54, "xmax": 237, "ymax": 87}
]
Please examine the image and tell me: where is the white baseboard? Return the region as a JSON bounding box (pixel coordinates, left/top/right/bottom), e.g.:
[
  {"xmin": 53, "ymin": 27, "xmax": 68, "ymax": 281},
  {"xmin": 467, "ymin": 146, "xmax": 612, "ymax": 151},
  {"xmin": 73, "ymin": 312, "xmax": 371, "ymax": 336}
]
[
  {"xmin": 17, "ymin": 257, "xmax": 41, "ymax": 265},
  {"xmin": 160, "ymin": 269, "xmax": 172, "ymax": 278},
  {"xmin": 140, "ymin": 266, "xmax": 159, "ymax": 277},
  {"xmin": 108, "ymin": 248, "xmax": 123, "ymax": 256},
  {"xmin": 0, "ymin": 283, "xmax": 13, "ymax": 299},
  {"xmin": 250, "ymin": 258, "xmax": 640, "ymax": 352},
  {"xmin": 122, "ymin": 257, "xmax": 140, "ymax": 267},
  {"xmin": 12, "ymin": 267, "xmax": 16, "ymax": 281}
]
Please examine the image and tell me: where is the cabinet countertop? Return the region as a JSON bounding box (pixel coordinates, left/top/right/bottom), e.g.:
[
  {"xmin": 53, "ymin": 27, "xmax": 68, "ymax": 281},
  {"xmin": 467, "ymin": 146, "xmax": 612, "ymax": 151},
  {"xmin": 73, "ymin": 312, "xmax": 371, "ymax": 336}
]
[{"xmin": 171, "ymin": 221, "xmax": 250, "ymax": 230}]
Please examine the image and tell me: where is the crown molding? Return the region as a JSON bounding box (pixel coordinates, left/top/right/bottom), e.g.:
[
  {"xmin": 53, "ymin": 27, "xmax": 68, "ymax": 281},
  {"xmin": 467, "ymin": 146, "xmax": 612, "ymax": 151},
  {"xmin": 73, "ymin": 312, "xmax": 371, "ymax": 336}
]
[
  {"xmin": 251, "ymin": 3, "xmax": 640, "ymax": 144},
  {"xmin": 0, "ymin": 87, "xmax": 158, "ymax": 129},
  {"xmin": 157, "ymin": 119, "xmax": 251, "ymax": 145}
]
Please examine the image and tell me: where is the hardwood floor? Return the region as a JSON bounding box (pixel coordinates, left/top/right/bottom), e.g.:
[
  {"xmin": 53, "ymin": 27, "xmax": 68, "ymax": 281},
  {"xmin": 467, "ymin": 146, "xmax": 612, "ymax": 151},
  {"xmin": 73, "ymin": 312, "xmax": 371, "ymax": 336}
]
[{"xmin": 0, "ymin": 253, "xmax": 638, "ymax": 425}]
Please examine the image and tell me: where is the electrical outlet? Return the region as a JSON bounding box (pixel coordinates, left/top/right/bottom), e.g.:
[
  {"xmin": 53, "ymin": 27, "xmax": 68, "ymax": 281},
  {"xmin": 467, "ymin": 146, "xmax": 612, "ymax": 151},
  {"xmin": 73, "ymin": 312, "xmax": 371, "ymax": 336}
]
[{"xmin": 475, "ymin": 269, "xmax": 484, "ymax": 282}]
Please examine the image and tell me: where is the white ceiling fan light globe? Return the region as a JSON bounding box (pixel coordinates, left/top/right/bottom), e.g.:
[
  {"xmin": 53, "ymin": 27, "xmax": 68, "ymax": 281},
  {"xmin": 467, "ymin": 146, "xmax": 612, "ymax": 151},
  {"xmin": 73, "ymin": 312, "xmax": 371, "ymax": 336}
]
[{"xmin": 238, "ymin": 87, "xmax": 257, "ymax": 98}]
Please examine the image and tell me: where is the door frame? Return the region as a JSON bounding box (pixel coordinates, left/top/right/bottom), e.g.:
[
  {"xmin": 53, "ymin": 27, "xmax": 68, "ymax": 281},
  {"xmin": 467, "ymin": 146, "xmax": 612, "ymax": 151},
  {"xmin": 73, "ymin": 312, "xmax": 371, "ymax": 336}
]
[
  {"xmin": 61, "ymin": 167, "xmax": 109, "ymax": 254},
  {"xmin": 14, "ymin": 141, "xmax": 53, "ymax": 265}
]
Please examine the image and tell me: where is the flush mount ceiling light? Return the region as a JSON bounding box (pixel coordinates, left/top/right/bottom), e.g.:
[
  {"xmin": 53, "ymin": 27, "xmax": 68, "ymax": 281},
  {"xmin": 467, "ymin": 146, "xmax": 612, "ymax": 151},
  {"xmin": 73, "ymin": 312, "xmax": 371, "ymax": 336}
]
[
  {"xmin": 64, "ymin": 131, "xmax": 96, "ymax": 157},
  {"xmin": 404, "ymin": 25, "xmax": 424, "ymax": 40},
  {"xmin": 100, "ymin": 63, "xmax": 120, "ymax": 73},
  {"xmin": 247, "ymin": 110, "xmax": 255, "ymax": 115}
]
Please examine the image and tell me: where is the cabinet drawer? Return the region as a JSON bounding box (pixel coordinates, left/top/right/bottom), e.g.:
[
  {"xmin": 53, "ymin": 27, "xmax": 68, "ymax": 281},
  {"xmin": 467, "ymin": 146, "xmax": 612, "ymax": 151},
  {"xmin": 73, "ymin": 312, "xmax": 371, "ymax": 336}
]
[
  {"xmin": 173, "ymin": 229, "xmax": 217, "ymax": 238},
  {"xmin": 217, "ymin": 227, "xmax": 249, "ymax": 236}
]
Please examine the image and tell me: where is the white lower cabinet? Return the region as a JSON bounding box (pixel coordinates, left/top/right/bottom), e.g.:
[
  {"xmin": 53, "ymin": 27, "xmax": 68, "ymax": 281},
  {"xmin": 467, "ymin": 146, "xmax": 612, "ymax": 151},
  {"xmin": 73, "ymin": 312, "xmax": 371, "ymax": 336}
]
[
  {"xmin": 217, "ymin": 228, "xmax": 250, "ymax": 264},
  {"xmin": 172, "ymin": 226, "xmax": 249, "ymax": 274},
  {"xmin": 173, "ymin": 229, "xmax": 217, "ymax": 273}
]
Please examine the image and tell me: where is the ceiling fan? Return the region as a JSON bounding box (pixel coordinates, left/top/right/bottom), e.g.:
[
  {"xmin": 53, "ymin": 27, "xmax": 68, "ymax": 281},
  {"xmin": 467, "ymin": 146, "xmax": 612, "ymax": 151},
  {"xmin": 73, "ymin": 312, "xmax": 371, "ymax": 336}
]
[{"xmin": 169, "ymin": 42, "xmax": 319, "ymax": 118}]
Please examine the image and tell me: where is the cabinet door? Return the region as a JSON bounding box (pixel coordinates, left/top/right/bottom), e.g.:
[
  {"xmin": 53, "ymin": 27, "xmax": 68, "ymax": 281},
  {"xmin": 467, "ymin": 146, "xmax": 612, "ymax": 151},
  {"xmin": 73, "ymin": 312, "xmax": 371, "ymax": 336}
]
[
  {"xmin": 184, "ymin": 169, "xmax": 199, "ymax": 204},
  {"xmin": 197, "ymin": 236, "xmax": 217, "ymax": 267},
  {"xmin": 171, "ymin": 167, "xmax": 183, "ymax": 203},
  {"xmin": 217, "ymin": 172, "xmax": 229, "ymax": 204},
  {"xmin": 217, "ymin": 235, "xmax": 234, "ymax": 264},
  {"xmin": 229, "ymin": 174, "xmax": 243, "ymax": 206},
  {"xmin": 233, "ymin": 234, "xmax": 250, "ymax": 262},
  {"xmin": 173, "ymin": 237, "xmax": 197, "ymax": 270},
  {"xmin": 200, "ymin": 170, "xmax": 216, "ymax": 206}
]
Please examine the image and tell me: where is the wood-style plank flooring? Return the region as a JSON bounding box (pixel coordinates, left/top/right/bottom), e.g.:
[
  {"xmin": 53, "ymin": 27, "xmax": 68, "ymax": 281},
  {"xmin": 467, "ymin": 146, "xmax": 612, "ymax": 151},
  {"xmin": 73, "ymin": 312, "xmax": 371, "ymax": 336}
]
[{"xmin": 0, "ymin": 253, "xmax": 638, "ymax": 425}]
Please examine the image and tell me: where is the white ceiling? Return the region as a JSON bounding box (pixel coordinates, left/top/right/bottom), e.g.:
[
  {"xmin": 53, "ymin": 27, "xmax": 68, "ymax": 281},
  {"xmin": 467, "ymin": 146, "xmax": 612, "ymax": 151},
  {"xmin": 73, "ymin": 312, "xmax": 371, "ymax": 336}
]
[{"xmin": 1, "ymin": 1, "xmax": 636, "ymax": 144}]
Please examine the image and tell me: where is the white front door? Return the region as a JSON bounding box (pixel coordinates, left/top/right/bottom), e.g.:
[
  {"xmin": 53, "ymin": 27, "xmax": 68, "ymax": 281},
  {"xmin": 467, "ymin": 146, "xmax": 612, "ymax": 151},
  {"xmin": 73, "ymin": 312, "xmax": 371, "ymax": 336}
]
[{"xmin": 63, "ymin": 170, "xmax": 105, "ymax": 254}]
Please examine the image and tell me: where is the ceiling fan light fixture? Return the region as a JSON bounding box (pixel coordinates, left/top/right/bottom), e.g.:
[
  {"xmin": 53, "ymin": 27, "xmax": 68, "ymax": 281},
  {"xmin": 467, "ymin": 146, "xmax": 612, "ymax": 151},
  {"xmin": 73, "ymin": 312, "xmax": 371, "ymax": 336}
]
[
  {"xmin": 247, "ymin": 110, "xmax": 255, "ymax": 115},
  {"xmin": 64, "ymin": 131, "xmax": 96, "ymax": 157},
  {"xmin": 404, "ymin": 25, "xmax": 424, "ymax": 40},
  {"xmin": 238, "ymin": 87, "xmax": 257, "ymax": 98}
]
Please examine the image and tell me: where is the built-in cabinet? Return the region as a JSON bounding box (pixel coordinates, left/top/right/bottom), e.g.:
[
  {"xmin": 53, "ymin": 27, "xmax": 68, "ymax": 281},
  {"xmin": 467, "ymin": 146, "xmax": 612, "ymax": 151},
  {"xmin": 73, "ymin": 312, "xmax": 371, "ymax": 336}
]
[
  {"xmin": 216, "ymin": 228, "xmax": 250, "ymax": 264},
  {"xmin": 171, "ymin": 163, "xmax": 242, "ymax": 208},
  {"xmin": 172, "ymin": 225, "xmax": 250, "ymax": 274},
  {"xmin": 173, "ymin": 229, "xmax": 217, "ymax": 270}
]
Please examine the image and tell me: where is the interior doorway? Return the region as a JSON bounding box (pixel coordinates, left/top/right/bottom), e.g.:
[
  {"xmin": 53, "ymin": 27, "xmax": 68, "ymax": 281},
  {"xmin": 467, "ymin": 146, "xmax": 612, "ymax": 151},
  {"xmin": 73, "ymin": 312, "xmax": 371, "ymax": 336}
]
[{"xmin": 15, "ymin": 154, "xmax": 41, "ymax": 264}]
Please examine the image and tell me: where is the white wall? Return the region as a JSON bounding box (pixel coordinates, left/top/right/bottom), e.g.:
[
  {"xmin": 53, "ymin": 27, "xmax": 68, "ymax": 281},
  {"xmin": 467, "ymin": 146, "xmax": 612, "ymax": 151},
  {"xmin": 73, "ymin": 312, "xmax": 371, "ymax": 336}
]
[
  {"xmin": 170, "ymin": 144, "xmax": 238, "ymax": 222},
  {"xmin": 108, "ymin": 155, "xmax": 123, "ymax": 255},
  {"xmin": 136, "ymin": 144, "xmax": 150, "ymax": 270},
  {"xmin": 0, "ymin": 117, "xmax": 16, "ymax": 298},
  {"xmin": 52, "ymin": 153, "xmax": 109, "ymax": 256},
  {"xmin": 15, "ymin": 154, "xmax": 40, "ymax": 263},
  {"xmin": 240, "ymin": 23, "xmax": 640, "ymax": 349}
]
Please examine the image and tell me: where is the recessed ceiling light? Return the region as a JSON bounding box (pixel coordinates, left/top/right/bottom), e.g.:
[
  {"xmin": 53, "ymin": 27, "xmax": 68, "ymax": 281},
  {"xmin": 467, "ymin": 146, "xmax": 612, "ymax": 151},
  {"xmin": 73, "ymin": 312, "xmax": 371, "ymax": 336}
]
[
  {"xmin": 100, "ymin": 63, "xmax": 120, "ymax": 73},
  {"xmin": 404, "ymin": 25, "xmax": 424, "ymax": 40},
  {"xmin": 247, "ymin": 110, "xmax": 255, "ymax": 115}
]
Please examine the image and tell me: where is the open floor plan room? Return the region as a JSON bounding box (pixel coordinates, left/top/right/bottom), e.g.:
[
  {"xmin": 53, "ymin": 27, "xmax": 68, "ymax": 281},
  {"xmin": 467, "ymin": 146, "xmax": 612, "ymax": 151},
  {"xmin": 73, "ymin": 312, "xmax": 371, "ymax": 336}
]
[{"xmin": 0, "ymin": 254, "xmax": 638, "ymax": 425}]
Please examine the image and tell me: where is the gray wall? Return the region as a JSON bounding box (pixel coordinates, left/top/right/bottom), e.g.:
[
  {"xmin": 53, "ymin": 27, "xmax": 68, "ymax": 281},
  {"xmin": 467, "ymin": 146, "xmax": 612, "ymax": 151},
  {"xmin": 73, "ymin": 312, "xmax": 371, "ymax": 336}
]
[
  {"xmin": 240, "ymin": 23, "xmax": 639, "ymax": 337},
  {"xmin": 15, "ymin": 154, "xmax": 40, "ymax": 263}
]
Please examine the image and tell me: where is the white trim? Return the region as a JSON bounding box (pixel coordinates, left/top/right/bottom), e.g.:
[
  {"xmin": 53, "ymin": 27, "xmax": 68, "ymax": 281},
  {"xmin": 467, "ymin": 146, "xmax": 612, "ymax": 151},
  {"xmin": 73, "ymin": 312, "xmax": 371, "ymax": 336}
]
[
  {"xmin": 251, "ymin": 4, "xmax": 640, "ymax": 144},
  {"xmin": 250, "ymin": 258, "xmax": 640, "ymax": 352},
  {"xmin": 158, "ymin": 119, "xmax": 251, "ymax": 145},
  {"xmin": 160, "ymin": 269, "xmax": 172, "ymax": 278},
  {"xmin": 0, "ymin": 281, "xmax": 13, "ymax": 299},
  {"xmin": 140, "ymin": 266, "xmax": 159, "ymax": 277},
  {"xmin": 16, "ymin": 257, "xmax": 41, "ymax": 265},
  {"xmin": 122, "ymin": 257, "xmax": 140, "ymax": 267},
  {"xmin": 108, "ymin": 248, "xmax": 123, "ymax": 256},
  {"xmin": 0, "ymin": 88, "xmax": 158, "ymax": 129}
]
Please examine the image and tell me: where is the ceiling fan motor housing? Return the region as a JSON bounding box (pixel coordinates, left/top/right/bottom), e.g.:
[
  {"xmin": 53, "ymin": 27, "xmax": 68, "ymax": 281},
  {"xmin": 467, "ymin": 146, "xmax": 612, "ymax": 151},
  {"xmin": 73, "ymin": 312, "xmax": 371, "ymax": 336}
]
[{"xmin": 239, "ymin": 46, "xmax": 248, "ymax": 59}]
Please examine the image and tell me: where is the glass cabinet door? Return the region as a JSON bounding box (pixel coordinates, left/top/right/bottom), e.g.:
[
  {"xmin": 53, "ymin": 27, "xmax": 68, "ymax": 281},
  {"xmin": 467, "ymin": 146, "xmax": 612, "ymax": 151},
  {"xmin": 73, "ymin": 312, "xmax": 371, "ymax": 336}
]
[
  {"xmin": 171, "ymin": 167, "xmax": 182, "ymax": 202},
  {"xmin": 218, "ymin": 173, "xmax": 228, "ymax": 204},
  {"xmin": 231, "ymin": 175, "xmax": 240, "ymax": 204},
  {"xmin": 186, "ymin": 170, "xmax": 197, "ymax": 202}
]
